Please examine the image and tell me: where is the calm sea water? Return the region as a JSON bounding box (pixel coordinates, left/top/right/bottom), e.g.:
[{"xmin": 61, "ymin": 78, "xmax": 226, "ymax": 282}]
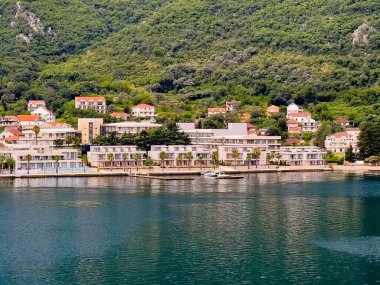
[{"xmin": 0, "ymin": 173, "xmax": 379, "ymax": 284}]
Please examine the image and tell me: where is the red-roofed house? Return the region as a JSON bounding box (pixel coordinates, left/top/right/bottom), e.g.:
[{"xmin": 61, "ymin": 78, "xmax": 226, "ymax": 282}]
[
  {"xmin": 17, "ymin": 115, "xmax": 42, "ymax": 127},
  {"xmin": 225, "ymin": 100, "xmax": 240, "ymax": 111},
  {"xmin": 325, "ymin": 130, "xmax": 359, "ymax": 153},
  {"xmin": 288, "ymin": 112, "xmax": 311, "ymax": 123},
  {"xmin": 31, "ymin": 107, "xmax": 55, "ymax": 122},
  {"xmin": 131, "ymin": 104, "xmax": 156, "ymax": 121},
  {"xmin": 266, "ymin": 105, "xmax": 280, "ymax": 117},
  {"xmin": 110, "ymin": 112, "xmax": 129, "ymax": 121},
  {"xmin": 335, "ymin": 118, "xmax": 350, "ymax": 127},
  {"xmin": 75, "ymin": 97, "xmax": 106, "ymax": 113},
  {"xmin": 0, "ymin": 115, "xmax": 18, "ymax": 126},
  {"xmin": 288, "ymin": 126, "xmax": 302, "ymax": 135},
  {"xmin": 0, "ymin": 126, "xmax": 23, "ymax": 143},
  {"xmin": 28, "ymin": 100, "xmax": 46, "ymax": 112},
  {"xmin": 207, "ymin": 108, "xmax": 227, "ymax": 117}
]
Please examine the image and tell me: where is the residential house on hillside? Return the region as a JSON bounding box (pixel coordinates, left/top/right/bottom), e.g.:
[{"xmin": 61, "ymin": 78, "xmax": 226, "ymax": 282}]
[
  {"xmin": 75, "ymin": 97, "xmax": 106, "ymax": 113},
  {"xmin": 100, "ymin": 122, "xmax": 162, "ymax": 136},
  {"xmin": 225, "ymin": 100, "xmax": 240, "ymax": 111},
  {"xmin": 19, "ymin": 124, "xmax": 77, "ymax": 146},
  {"xmin": 0, "ymin": 126, "xmax": 23, "ymax": 143},
  {"xmin": 335, "ymin": 118, "xmax": 350, "ymax": 127},
  {"xmin": 286, "ymin": 103, "xmax": 303, "ymax": 116},
  {"xmin": 131, "ymin": 104, "xmax": 156, "ymax": 121},
  {"xmin": 31, "ymin": 107, "xmax": 56, "ymax": 123},
  {"xmin": 27, "ymin": 100, "xmax": 46, "ymax": 112},
  {"xmin": 287, "ymin": 112, "xmax": 319, "ymax": 133},
  {"xmin": 77, "ymin": 118, "xmax": 104, "ymax": 144},
  {"xmin": 266, "ymin": 105, "xmax": 280, "ymax": 117},
  {"xmin": 207, "ymin": 108, "xmax": 227, "ymax": 117},
  {"xmin": 325, "ymin": 128, "xmax": 360, "ymax": 153},
  {"xmin": 0, "ymin": 116, "xmax": 18, "ymax": 126},
  {"xmin": 278, "ymin": 146, "xmax": 326, "ymax": 166},
  {"xmin": 17, "ymin": 115, "xmax": 42, "ymax": 128},
  {"xmin": 110, "ymin": 112, "xmax": 129, "ymax": 121}
]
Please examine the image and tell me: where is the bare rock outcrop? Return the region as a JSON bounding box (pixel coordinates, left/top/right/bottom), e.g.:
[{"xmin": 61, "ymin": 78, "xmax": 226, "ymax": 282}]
[{"xmin": 352, "ymin": 23, "xmax": 377, "ymax": 47}]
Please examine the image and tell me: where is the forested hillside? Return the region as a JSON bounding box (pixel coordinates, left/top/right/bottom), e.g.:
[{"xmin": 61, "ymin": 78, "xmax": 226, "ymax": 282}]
[{"xmin": 1, "ymin": 0, "xmax": 380, "ymax": 123}]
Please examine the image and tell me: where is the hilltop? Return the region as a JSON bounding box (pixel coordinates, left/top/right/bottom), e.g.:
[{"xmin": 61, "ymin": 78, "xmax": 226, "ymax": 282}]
[{"xmin": 1, "ymin": 0, "xmax": 380, "ymax": 123}]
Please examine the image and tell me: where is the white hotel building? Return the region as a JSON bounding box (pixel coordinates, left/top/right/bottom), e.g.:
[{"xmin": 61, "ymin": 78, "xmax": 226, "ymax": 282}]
[
  {"xmin": 19, "ymin": 124, "xmax": 76, "ymax": 146},
  {"xmin": 278, "ymin": 146, "xmax": 327, "ymax": 166},
  {"xmin": 100, "ymin": 122, "xmax": 162, "ymax": 135},
  {"xmin": 87, "ymin": 145, "xmax": 146, "ymax": 168}
]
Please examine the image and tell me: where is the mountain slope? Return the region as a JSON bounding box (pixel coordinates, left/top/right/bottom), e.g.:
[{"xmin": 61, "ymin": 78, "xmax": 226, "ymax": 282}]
[{"xmin": 1, "ymin": 0, "xmax": 380, "ymax": 123}]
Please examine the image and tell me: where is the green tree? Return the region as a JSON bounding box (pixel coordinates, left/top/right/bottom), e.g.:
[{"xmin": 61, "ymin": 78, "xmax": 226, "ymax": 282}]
[
  {"xmin": 253, "ymin": 147, "xmax": 261, "ymax": 168},
  {"xmin": 211, "ymin": 150, "xmax": 219, "ymax": 170},
  {"xmin": 73, "ymin": 137, "xmax": 82, "ymax": 148},
  {"xmin": 197, "ymin": 154, "xmax": 203, "ymax": 170},
  {"xmin": 135, "ymin": 153, "xmax": 142, "ymax": 172},
  {"xmin": 358, "ymin": 122, "xmax": 380, "ymax": 159},
  {"xmin": 185, "ymin": 151, "xmax": 193, "ymax": 171},
  {"xmin": 0, "ymin": 155, "xmax": 5, "ymax": 174},
  {"xmin": 65, "ymin": 136, "xmax": 73, "ymax": 146},
  {"xmin": 54, "ymin": 139, "xmax": 64, "ymax": 148},
  {"xmin": 6, "ymin": 157, "xmax": 15, "ymax": 174},
  {"xmin": 145, "ymin": 156, "xmax": 154, "ymax": 171},
  {"xmin": 231, "ymin": 148, "xmax": 240, "ymax": 169},
  {"xmin": 122, "ymin": 154, "xmax": 128, "ymax": 172},
  {"xmin": 344, "ymin": 144, "xmax": 355, "ymax": 163},
  {"xmin": 274, "ymin": 152, "xmax": 282, "ymax": 168},
  {"xmin": 26, "ymin": 154, "xmax": 32, "ymax": 175},
  {"xmin": 54, "ymin": 155, "xmax": 61, "ymax": 174},
  {"xmin": 81, "ymin": 154, "xmax": 88, "ymax": 172},
  {"xmin": 159, "ymin": 151, "xmax": 167, "ymax": 168},
  {"xmin": 107, "ymin": 153, "xmax": 114, "ymax": 172},
  {"xmin": 176, "ymin": 154, "xmax": 183, "ymax": 169},
  {"xmin": 246, "ymin": 153, "xmax": 252, "ymax": 169},
  {"xmin": 32, "ymin": 125, "xmax": 40, "ymax": 145}
]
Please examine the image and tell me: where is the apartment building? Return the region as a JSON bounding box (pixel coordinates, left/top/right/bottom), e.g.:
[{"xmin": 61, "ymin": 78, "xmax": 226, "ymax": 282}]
[
  {"xmin": 77, "ymin": 118, "xmax": 104, "ymax": 144},
  {"xmin": 278, "ymin": 146, "xmax": 327, "ymax": 166},
  {"xmin": 75, "ymin": 97, "xmax": 106, "ymax": 113},
  {"xmin": 131, "ymin": 104, "xmax": 156, "ymax": 120},
  {"xmin": 31, "ymin": 107, "xmax": 56, "ymax": 123},
  {"xmin": 325, "ymin": 128, "xmax": 360, "ymax": 153},
  {"xmin": 100, "ymin": 122, "xmax": 162, "ymax": 135},
  {"xmin": 87, "ymin": 145, "xmax": 145, "ymax": 168},
  {"xmin": 149, "ymin": 145, "xmax": 214, "ymax": 167},
  {"xmin": 27, "ymin": 100, "xmax": 46, "ymax": 112},
  {"xmin": 19, "ymin": 125, "xmax": 76, "ymax": 146}
]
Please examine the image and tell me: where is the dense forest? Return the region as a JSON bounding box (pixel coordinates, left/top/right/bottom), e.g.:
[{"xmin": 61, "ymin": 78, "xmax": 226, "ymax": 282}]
[{"xmin": 0, "ymin": 0, "xmax": 380, "ymax": 124}]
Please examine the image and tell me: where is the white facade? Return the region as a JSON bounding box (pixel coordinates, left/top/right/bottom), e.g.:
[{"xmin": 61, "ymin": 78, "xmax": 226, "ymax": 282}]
[
  {"xmin": 75, "ymin": 97, "xmax": 106, "ymax": 113},
  {"xmin": 19, "ymin": 127, "xmax": 76, "ymax": 146},
  {"xmin": 87, "ymin": 145, "xmax": 145, "ymax": 168},
  {"xmin": 100, "ymin": 122, "xmax": 162, "ymax": 135},
  {"xmin": 31, "ymin": 107, "xmax": 56, "ymax": 123},
  {"xmin": 278, "ymin": 146, "xmax": 327, "ymax": 166},
  {"xmin": 27, "ymin": 100, "xmax": 46, "ymax": 112},
  {"xmin": 149, "ymin": 145, "xmax": 214, "ymax": 167},
  {"xmin": 287, "ymin": 103, "xmax": 303, "ymax": 116},
  {"xmin": 0, "ymin": 145, "xmax": 82, "ymax": 174},
  {"xmin": 325, "ymin": 129, "xmax": 360, "ymax": 153},
  {"xmin": 131, "ymin": 104, "xmax": 156, "ymax": 120},
  {"xmin": 218, "ymin": 145, "xmax": 267, "ymax": 166}
]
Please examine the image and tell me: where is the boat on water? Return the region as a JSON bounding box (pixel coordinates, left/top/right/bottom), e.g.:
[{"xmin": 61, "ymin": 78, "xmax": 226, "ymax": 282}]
[
  {"xmin": 203, "ymin": 172, "xmax": 218, "ymax": 177},
  {"xmin": 215, "ymin": 172, "xmax": 244, "ymax": 179}
]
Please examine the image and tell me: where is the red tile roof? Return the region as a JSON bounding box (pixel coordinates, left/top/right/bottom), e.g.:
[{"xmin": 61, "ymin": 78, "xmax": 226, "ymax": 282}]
[
  {"xmin": 17, "ymin": 115, "xmax": 39, "ymax": 122},
  {"xmin": 288, "ymin": 127, "xmax": 302, "ymax": 132},
  {"xmin": 336, "ymin": 118, "xmax": 349, "ymax": 123},
  {"xmin": 134, "ymin": 104, "xmax": 154, "ymax": 109},
  {"xmin": 28, "ymin": 100, "xmax": 45, "ymax": 104},
  {"xmin": 110, "ymin": 112, "xmax": 129, "ymax": 117},
  {"xmin": 5, "ymin": 126, "xmax": 23, "ymax": 136},
  {"xmin": 289, "ymin": 112, "xmax": 311, "ymax": 117},
  {"xmin": 75, "ymin": 97, "xmax": 105, "ymax": 102},
  {"xmin": 5, "ymin": 135, "xmax": 20, "ymax": 141},
  {"xmin": 346, "ymin": 128, "xmax": 359, "ymax": 132},
  {"xmin": 286, "ymin": 119, "xmax": 298, "ymax": 124},
  {"xmin": 331, "ymin": 132, "xmax": 349, "ymax": 138},
  {"xmin": 208, "ymin": 108, "xmax": 227, "ymax": 112}
]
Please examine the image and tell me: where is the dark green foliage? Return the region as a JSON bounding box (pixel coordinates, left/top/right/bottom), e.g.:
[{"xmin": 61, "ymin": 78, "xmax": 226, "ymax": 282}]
[
  {"xmin": 91, "ymin": 122, "xmax": 190, "ymax": 151},
  {"xmin": 358, "ymin": 121, "xmax": 380, "ymax": 158},
  {"xmin": 315, "ymin": 121, "xmax": 343, "ymax": 148},
  {"xmin": 201, "ymin": 115, "xmax": 226, "ymax": 129},
  {"xmin": 344, "ymin": 144, "xmax": 356, "ymax": 162}
]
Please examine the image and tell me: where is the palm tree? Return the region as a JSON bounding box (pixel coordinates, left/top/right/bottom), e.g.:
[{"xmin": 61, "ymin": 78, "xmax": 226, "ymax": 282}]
[
  {"xmin": 246, "ymin": 153, "xmax": 252, "ymax": 169},
  {"xmin": 53, "ymin": 139, "xmax": 64, "ymax": 148},
  {"xmin": 65, "ymin": 136, "xmax": 73, "ymax": 146},
  {"xmin": 73, "ymin": 137, "xmax": 82, "ymax": 148},
  {"xmin": 211, "ymin": 151, "xmax": 219, "ymax": 170},
  {"xmin": 185, "ymin": 151, "xmax": 193, "ymax": 171},
  {"xmin": 253, "ymin": 147, "xmax": 261, "ymax": 168},
  {"xmin": 159, "ymin": 151, "xmax": 167, "ymax": 168},
  {"xmin": 274, "ymin": 152, "xmax": 282, "ymax": 168},
  {"xmin": 6, "ymin": 157, "xmax": 15, "ymax": 174},
  {"xmin": 266, "ymin": 152, "xmax": 274, "ymax": 168},
  {"xmin": 135, "ymin": 153, "xmax": 142, "ymax": 172},
  {"xmin": 32, "ymin": 125, "xmax": 40, "ymax": 145},
  {"xmin": 54, "ymin": 155, "xmax": 61, "ymax": 174},
  {"xmin": 176, "ymin": 154, "xmax": 183, "ymax": 170},
  {"xmin": 26, "ymin": 154, "xmax": 32, "ymax": 174},
  {"xmin": 81, "ymin": 154, "xmax": 88, "ymax": 172},
  {"xmin": 145, "ymin": 156, "xmax": 154, "ymax": 171},
  {"xmin": 107, "ymin": 153, "xmax": 114, "ymax": 172},
  {"xmin": 0, "ymin": 155, "xmax": 5, "ymax": 174},
  {"xmin": 197, "ymin": 154, "xmax": 203, "ymax": 171},
  {"xmin": 231, "ymin": 148, "xmax": 240, "ymax": 169},
  {"xmin": 122, "ymin": 154, "xmax": 128, "ymax": 172}
]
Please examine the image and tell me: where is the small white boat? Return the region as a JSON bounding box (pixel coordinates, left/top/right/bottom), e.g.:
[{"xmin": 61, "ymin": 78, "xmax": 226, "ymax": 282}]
[
  {"xmin": 204, "ymin": 172, "xmax": 218, "ymax": 177},
  {"xmin": 216, "ymin": 172, "xmax": 244, "ymax": 179}
]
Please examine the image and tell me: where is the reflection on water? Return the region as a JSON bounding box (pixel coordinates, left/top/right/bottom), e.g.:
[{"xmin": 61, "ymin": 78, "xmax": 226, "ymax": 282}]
[
  {"xmin": 316, "ymin": 237, "xmax": 380, "ymax": 261},
  {"xmin": 0, "ymin": 173, "xmax": 380, "ymax": 284}
]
